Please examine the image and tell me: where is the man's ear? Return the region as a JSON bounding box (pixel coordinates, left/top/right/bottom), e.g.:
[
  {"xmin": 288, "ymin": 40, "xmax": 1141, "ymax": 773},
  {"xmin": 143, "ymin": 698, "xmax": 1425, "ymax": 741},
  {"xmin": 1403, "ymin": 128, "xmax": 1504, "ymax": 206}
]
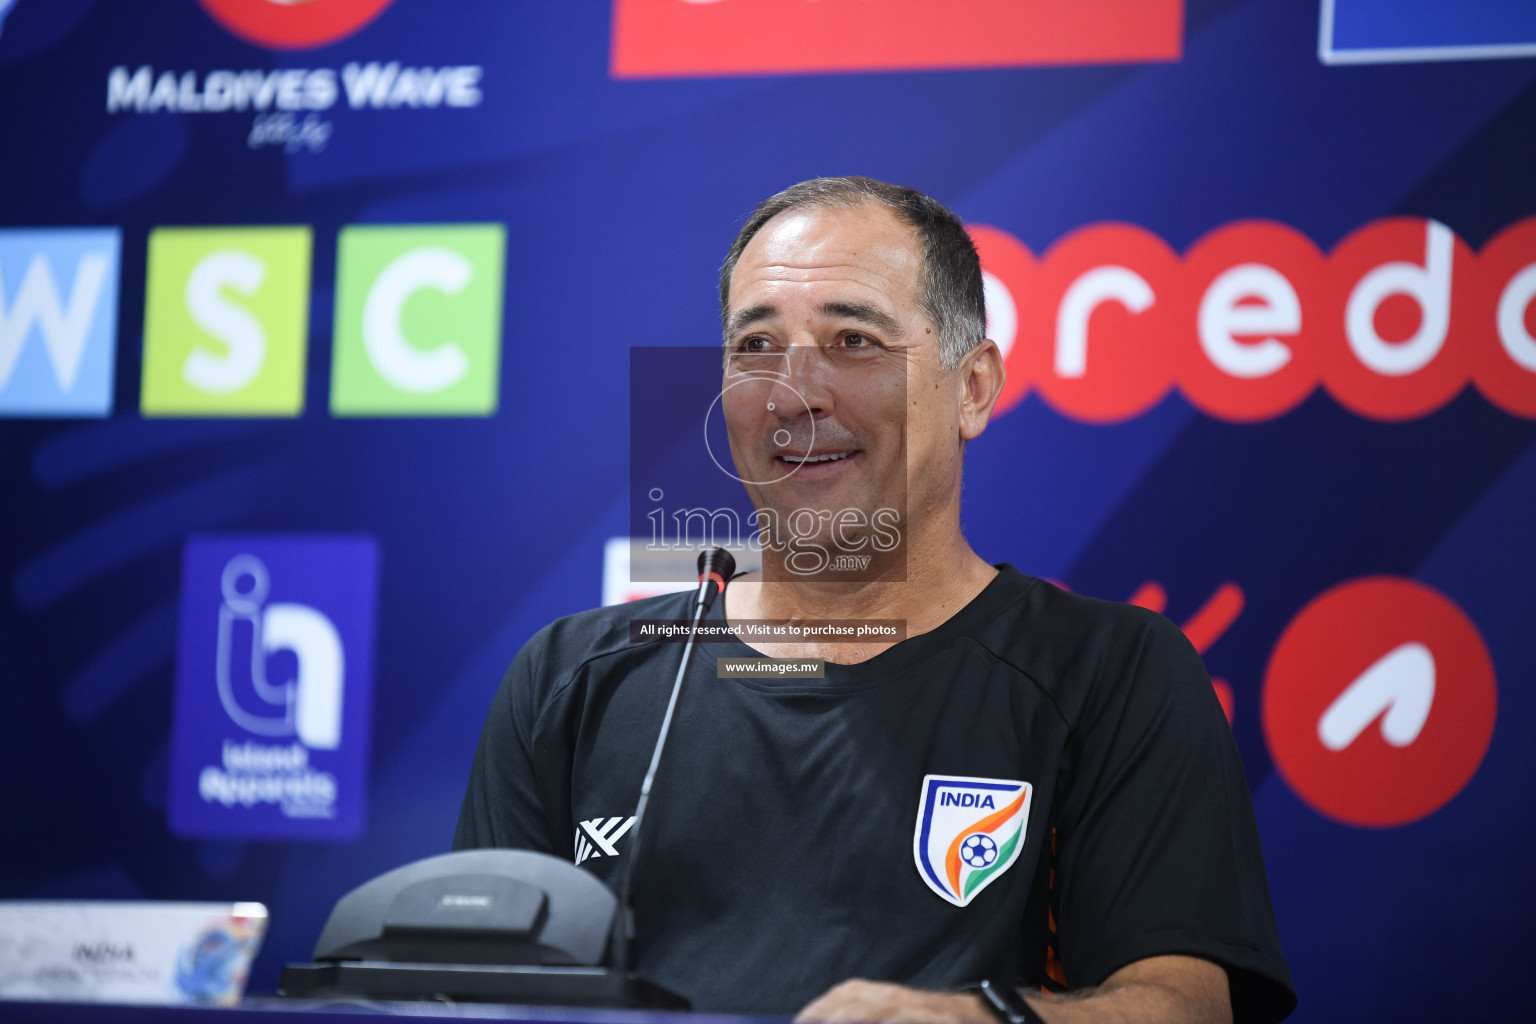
[{"xmin": 958, "ymin": 339, "xmax": 1006, "ymax": 442}]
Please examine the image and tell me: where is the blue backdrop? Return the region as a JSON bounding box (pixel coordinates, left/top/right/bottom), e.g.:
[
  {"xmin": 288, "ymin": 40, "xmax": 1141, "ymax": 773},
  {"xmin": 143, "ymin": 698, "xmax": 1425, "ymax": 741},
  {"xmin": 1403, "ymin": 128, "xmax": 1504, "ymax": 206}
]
[{"xmin": 1, "ymin": 1, "xmax": 1533, "ymax": 1019}]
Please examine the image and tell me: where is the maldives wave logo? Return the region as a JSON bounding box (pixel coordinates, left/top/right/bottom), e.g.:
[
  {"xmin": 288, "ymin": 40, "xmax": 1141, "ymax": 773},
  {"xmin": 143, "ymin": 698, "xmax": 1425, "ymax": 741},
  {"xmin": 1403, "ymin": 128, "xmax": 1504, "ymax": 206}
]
[
  {"xmin": 196, "ymin": 0, "xmax": 394, "ymax": 50},
  {"xmin": 913, "ymin": 775, "xmax": 1032, "ymax": 907}
]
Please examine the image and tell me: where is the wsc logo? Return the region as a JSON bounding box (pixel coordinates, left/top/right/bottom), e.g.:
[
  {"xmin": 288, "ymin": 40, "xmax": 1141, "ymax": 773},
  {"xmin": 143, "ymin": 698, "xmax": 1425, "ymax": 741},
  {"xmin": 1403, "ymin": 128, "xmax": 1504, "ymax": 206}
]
[
  {"xmin": 913, "ymin": 775, "xmax": 1032, "ymax": 907},
  {"xmin": 330, "ymin": 224, "xmax": 506, "ymax": 416},
  {"xmin": 141, "ymin": 226, "xmax": 312, "ymax": 417},
  {"xmin": 0, "ymin": 229, "xmax": 121, "ymax": 418},
  {"xmin": 168, "ymin": 535, "xmax": 379, "ymax": 841}
]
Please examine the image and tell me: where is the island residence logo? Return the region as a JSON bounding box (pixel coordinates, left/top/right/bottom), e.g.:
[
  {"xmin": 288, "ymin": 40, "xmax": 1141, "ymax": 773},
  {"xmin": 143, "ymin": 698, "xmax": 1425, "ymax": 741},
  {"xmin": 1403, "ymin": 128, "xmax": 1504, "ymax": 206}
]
[{"xmin": 168, "ymin": 534, "xmax": 379, "ymax": 841}]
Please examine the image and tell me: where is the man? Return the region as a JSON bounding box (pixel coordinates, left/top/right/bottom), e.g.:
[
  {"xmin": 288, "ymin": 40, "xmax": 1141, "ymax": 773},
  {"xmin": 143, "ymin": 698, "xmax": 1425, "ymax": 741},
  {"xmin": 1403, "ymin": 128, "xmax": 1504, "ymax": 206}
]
[{"xmin": 456, "ymin": 177, "xmax": 1295, "ymax": 1023}]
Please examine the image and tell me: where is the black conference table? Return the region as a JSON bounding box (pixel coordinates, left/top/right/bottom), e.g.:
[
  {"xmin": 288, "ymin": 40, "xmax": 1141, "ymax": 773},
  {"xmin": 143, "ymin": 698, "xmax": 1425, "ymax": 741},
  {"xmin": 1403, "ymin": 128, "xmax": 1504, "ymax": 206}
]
[{"xmin": 0, "ymin": 1001, "xmax": 785, "ymax": 1024}]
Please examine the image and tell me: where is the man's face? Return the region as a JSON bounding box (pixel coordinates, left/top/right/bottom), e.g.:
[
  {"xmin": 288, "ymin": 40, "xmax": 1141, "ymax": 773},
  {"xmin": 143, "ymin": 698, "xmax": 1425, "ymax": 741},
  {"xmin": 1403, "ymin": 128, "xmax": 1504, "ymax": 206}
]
[{"xmin": 721, "ymin": 202, "xmax": 963, "ymax": 562}]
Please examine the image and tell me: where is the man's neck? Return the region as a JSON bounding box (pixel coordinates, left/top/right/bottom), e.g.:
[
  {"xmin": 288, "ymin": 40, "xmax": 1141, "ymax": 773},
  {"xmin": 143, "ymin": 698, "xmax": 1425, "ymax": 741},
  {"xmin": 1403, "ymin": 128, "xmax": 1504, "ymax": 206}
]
[{"xmin": 723, "ymin": 525, "xmax": 998, "ymax": 665}]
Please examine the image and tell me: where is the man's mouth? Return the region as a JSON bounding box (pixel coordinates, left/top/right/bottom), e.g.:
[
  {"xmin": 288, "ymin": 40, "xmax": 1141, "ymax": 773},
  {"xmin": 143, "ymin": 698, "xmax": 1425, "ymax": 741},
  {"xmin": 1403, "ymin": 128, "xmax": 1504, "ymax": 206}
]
[{"xmin": 780, "ymin": 450, "xmax": 856, "ymax": 466}]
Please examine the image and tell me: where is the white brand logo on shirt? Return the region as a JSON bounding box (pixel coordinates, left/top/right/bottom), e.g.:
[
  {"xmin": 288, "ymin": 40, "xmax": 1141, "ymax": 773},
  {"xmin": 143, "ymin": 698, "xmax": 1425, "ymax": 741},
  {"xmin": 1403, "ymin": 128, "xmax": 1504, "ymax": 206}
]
[{"xmin": 574, "ymin": 816, "xmax": 636, "ymax": 865}]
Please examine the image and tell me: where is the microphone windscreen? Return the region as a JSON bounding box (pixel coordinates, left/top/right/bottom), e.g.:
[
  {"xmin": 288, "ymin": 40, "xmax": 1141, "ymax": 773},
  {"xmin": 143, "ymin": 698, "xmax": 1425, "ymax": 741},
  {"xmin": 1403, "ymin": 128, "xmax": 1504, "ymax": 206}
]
[
  {"xmin": 696, "ymin": 547, "xmax": 736, "ymax": 599},
  {"xmin": 718, "ymin": 548, "xmax": 737, "ymax": 583}
]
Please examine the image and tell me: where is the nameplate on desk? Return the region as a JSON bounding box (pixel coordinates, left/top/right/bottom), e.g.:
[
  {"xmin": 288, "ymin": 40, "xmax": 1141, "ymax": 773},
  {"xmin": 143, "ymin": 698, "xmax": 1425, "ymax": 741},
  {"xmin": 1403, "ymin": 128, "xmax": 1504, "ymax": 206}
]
[{"xmin": 0, "ymin": 901, "xmax": 268, "ymax": 1006}]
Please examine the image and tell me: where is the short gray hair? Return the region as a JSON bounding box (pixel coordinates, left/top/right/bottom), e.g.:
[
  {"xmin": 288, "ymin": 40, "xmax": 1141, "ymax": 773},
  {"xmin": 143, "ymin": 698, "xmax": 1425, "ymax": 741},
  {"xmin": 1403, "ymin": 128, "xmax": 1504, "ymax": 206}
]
[{"xmin": 719, "ymin": 177, "xmax": 986, "ymax": 369}]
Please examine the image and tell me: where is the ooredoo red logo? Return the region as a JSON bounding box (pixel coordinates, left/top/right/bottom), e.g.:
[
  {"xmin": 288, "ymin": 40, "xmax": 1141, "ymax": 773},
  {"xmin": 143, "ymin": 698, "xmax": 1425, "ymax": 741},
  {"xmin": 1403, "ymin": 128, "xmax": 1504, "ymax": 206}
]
[
  {"xmin": 611, "ymin": 0, "xmax": 1182, "ymax": 78},
  {"xmin": 1262, "ymin": 577, "xmax": 1497, "ymax": 828},
  {"xmin": 975, "ymin": 216, "xmax": 1536, "ymax": 423},
  {"xmin": 197, "ymin": 0, "xmax": 394, "ymax": 50}
]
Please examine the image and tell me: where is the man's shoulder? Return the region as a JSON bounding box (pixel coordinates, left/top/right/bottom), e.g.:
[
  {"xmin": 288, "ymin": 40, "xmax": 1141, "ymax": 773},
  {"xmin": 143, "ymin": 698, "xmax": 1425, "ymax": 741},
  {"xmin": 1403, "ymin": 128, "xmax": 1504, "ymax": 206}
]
[
  {"xmin": 973, "ymin": 567, "xmax": 1192, "ymax": 701},
  {"xmin": 521, "ymin": 589, "xmax": 694, "ymax": 675},
  {"xmin": 981, "ymin": 566, "xmax": 1174, "ymax": 648}
]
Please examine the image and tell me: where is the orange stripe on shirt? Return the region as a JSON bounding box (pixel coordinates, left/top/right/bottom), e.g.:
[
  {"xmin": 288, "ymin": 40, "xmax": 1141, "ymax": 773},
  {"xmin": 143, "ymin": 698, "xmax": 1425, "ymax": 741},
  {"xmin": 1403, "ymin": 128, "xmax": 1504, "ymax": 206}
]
[{"xmin": 945, "ymin": 791, "xmax": 1027, "ymax": 894}]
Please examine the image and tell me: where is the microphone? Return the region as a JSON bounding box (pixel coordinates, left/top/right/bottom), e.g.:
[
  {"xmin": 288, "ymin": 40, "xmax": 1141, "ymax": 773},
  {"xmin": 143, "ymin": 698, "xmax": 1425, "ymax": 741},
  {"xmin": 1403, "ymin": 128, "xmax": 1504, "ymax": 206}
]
[
  {"xmin": 282, "ymin": 550, "xmax": 739, "ymax": 1008},
  {"xmin": 615, "ymin": 547, "xmax": 736, "ymax": 973}
]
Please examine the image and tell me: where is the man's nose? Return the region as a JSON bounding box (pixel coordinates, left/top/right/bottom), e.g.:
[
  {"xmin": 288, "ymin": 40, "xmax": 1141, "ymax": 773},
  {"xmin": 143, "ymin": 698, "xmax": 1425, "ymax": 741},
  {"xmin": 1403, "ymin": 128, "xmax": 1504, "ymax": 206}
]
[{"xmin": 773, "ymin": 344, "xmax": 834, "ymax": 419}]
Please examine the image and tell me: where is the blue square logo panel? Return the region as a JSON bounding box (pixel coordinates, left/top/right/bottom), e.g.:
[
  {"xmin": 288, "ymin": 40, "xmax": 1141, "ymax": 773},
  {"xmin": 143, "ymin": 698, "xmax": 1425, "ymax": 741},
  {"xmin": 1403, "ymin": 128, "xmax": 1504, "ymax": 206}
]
[
  {"xmin": 0, "ymin": 229, "xmax": 121, "ymax": 417},
  {"xmin": 168, "ymin": 534, "xmax": 381, "ymax": 842},
  {"xmin": 1322, "ymin": 0, "xmax": 1536, "ymax": 63}
]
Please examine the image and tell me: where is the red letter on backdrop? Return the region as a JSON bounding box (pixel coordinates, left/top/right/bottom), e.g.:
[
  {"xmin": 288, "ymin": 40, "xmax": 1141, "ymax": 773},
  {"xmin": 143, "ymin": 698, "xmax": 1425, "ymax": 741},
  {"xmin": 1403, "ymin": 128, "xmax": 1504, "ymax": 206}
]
[
  {"xmin": 969, "ymin": 225, "xmax": 1038, "ymax": 417},
  {"xmin": 1323, "ymin": 218, "xmax": 1475, "ymax": 421},
  {"xmin": 1472, "ymin": 217, "xmax": 1536, "ymax": 419},
  {"xmin": 1176, "ymin": 221, "xmax": 1324, "ymax": 422},
  {"xmin": 1027, "ymin": 224, "xmax": 1179, "ymax": 424},
  {"xmin": 611, "ymin": 0, "xmax": 1183, "ymax": 78}
]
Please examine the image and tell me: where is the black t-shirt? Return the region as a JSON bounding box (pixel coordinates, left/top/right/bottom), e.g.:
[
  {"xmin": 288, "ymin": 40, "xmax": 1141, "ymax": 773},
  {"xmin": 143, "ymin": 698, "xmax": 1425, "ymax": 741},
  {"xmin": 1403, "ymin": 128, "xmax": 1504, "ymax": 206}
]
[{"xmin": 455, "ymin": 566, "xmax": 1296, "ymax": 1022}]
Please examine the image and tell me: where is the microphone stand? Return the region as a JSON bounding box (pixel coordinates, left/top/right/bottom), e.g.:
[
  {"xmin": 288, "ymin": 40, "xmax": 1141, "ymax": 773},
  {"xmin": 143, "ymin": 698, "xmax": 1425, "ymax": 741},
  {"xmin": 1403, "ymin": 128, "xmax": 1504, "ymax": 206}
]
[{"xmin": 614, "ymin": 547, "xmax": 735, "ymax": 976}]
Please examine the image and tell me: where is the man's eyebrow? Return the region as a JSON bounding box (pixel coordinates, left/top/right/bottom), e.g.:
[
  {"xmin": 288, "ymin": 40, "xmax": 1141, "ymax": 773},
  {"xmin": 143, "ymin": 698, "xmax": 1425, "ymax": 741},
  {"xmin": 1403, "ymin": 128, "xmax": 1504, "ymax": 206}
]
[
  {"xmin": 724, "ymin": 300, "xmax": 905, "ymax": 339},
  {"xmin": 726, "ymin": 304, "xmax": 777, "ymax": 337},
  {"xmin": 821, "ymin": 301, "xmax": 904, "ymax": 338}
]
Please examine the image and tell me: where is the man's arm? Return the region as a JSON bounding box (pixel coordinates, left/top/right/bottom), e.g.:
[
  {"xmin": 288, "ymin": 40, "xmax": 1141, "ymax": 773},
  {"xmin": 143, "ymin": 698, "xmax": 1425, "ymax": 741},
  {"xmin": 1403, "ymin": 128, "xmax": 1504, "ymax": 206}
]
[
  {"xmin": 454, "ymin": 629, "xmax": 560, "ymax": 853},
  {"xmin": 795, "ymin": 954, "xmax": 1231, "ymax": 1024}
]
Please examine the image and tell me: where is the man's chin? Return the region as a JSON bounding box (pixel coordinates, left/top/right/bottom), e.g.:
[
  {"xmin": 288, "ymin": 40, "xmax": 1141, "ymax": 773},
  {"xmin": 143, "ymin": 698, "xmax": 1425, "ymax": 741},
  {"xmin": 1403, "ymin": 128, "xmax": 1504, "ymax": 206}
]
[
  {"xmin": 756, "ymin": 541, "xmax": 902, "ymax": 585},
  {"xmin": 749, "ymin": 507, "xmax": 905, "ymax": 580},
  {"xmin": 749, "ymin": 477, "xmax": 881, "ymax": 519}
]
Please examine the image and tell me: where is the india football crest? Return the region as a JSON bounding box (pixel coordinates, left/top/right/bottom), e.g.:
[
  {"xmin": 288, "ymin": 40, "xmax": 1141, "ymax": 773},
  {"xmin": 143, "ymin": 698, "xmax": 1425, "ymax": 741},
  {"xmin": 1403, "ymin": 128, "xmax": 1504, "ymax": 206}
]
[{"xmin": 913, "ymin": 775, "xmax": 1032, "ymax": 907}]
